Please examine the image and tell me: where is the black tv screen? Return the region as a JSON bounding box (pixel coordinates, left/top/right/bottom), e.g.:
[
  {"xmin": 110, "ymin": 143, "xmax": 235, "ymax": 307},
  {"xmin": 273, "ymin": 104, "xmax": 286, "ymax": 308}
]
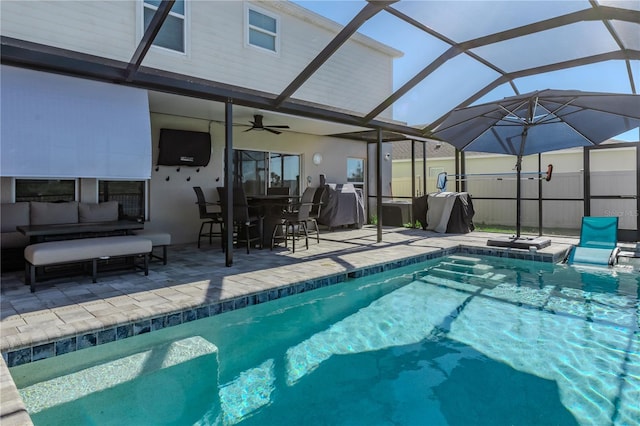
[{"xmin": 157, "ymin": 129, "xmax": 211, "ymax": 166}]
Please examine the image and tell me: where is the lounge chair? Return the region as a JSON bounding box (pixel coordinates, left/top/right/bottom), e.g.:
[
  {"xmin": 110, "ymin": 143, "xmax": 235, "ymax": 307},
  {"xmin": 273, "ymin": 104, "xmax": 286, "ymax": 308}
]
[{"xmin": 566, "ymin": 216, "xmax": 620, "ymax": 266}]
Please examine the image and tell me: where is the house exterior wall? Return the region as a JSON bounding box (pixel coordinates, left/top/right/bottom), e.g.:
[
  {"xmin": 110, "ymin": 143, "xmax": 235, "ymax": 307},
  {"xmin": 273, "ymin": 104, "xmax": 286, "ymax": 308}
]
[
  {"xmin": 1, "ymin": 110, "xmax": 368, "ymax": 245},
  {"xmin": 0, "ymin": 0, "xmax": 398, "ymax": 118},
  {"xmin": 0, "ymin": 1, "xmax": 136, "ymax": 62},
  {"xmin": 147, "ymin": 113, "xmax": 367, "ymax": 244},
  {"xmin": 0, "ymin": 0, "xmax": 395, "ymax": 245}
]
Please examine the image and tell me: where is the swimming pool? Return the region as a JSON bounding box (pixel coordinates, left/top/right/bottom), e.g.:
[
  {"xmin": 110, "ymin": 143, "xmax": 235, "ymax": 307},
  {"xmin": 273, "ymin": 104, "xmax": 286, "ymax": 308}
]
[{"xmin": 9, "ymin": 255, "xmax": 640, "ymax": 425}]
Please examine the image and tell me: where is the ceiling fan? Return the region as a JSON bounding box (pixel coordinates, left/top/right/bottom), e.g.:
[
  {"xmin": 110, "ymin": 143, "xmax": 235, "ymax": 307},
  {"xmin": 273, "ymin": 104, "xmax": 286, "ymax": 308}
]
[{"xmin": 244, "ymin": 114, "xmax": 290, "ymax": 134}]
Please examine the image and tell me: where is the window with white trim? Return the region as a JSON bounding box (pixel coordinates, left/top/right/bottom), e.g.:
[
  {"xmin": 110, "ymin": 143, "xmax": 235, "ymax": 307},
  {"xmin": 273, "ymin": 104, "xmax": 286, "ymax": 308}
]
[
  {"xmin": 246, "ymin": 6, "xmax": 279, "ymax": 53},
  {"xmin": 143, "ymin": 0, "xmax": 185, "ymax": 53}
]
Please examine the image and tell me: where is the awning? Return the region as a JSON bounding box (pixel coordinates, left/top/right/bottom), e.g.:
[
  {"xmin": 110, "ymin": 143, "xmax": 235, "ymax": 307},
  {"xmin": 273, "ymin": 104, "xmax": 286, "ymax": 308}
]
[{"xmin": 1, "ymin": 65, "xmax": 151, "ymax": 179}]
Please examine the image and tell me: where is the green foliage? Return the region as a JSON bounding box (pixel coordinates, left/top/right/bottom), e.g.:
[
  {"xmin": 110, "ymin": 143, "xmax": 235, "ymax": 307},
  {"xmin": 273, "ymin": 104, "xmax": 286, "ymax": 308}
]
[{"xmin": 403, "ymin": 221, "xmax": 420, "ymax": 228}]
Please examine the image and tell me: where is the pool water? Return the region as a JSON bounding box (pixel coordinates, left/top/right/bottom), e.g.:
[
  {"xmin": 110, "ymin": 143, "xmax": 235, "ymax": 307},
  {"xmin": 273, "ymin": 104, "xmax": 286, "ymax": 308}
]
[{"xmin": 10, "ymin": 255, "xmax": 640, "ymax": 425}]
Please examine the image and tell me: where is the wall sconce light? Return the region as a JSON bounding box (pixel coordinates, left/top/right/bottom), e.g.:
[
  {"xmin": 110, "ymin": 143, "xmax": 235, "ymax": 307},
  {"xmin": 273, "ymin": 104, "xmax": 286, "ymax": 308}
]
[
  {"xmin": 312, "ymin": 152, "xmax": 323, "ymax": 165},
  {"xmin": 384, "ymin": 153, "xmax": 391, "ymax": 161}
]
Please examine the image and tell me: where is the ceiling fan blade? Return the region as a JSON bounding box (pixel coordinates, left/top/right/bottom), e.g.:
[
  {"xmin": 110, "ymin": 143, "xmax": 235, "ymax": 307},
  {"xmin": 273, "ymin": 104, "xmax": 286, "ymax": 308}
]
[
  {"xmin": 243, "ymin": 127, "xmax": 254, "ymax": 132},
  {"xmin": 265, "ymin": 125, "xmax": 290, "ymax": 129},
  {"xmin": 265, "ymin": 128, "xmax": 282, "ymax": 135}
]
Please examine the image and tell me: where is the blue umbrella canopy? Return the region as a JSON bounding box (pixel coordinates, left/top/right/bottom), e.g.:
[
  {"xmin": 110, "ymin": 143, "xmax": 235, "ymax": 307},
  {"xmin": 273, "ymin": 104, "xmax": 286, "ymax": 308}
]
[
  {"xmin": 432, "ymin": 89, "xmax": 640, "ymax": 156},
  {"xmin": 431, "ymin": 89, "xmax": 640, "ymax": 240}
]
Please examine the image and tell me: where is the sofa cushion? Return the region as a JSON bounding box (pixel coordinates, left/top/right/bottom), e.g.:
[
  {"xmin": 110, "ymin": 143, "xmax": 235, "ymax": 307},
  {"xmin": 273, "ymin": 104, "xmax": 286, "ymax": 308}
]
[
  {"xmin": 24, "ymin": 236, "xmax": 151, "ymax": 265},
  {"xmin": 1, "ymin": 202, "xmax": 30, "ymax": 232},
  {"xmin": 1, "ymin": 231, "xmax": 30, "ymax": 249},
  {"xmin": 79, "ymin": 201, "xmax": 119, "ymax": 223},
  {"xmin": 30, "ymin": 201, "xmax": 79, "ymax": 225}
]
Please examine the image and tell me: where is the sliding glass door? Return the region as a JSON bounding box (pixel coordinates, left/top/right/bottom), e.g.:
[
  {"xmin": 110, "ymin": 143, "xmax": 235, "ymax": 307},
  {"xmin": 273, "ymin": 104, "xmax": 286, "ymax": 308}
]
[
  {"xmin": 234, "ymin": 150, "xmax": 267, "ymax": 195},
  {"xmin": 269, "ymin": 153, "xmax": 300, "ymax": 195},
  {"xmin": 233, "ymin": 149, "xmax": 300, "ymax": 196}
]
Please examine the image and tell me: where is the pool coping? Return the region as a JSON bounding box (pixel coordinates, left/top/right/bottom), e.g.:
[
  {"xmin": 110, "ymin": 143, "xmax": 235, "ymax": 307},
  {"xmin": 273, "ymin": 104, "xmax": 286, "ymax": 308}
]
[{"xmin": 1, "ymin": 244, "xmax": 559, "ymax": 367}]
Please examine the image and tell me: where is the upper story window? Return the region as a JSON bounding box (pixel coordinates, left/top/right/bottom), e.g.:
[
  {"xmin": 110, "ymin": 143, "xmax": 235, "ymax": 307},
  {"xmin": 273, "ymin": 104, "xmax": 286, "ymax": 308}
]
[
  {"xmin": 143, "ymin": 0, "xmax": 186, "ymax": 53},
  {"xmin": 246, "ymin": 5, "xmax": 279, "ymax": 53}
]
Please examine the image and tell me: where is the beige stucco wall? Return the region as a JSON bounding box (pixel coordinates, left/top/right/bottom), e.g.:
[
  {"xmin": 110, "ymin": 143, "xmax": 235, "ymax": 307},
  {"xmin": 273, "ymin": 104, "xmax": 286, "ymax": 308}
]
[
  {"xmin": 146, "ymin": 112, "xmax": 367, "ymax": 244},
  {"xmin": 1, "ymin": 0, "xmax": 397, "ymax": 119}
]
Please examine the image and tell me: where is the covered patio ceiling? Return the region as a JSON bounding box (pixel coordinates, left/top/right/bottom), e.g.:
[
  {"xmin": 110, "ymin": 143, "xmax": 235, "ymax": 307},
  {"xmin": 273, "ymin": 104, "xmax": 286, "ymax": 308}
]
[{"xmin": 2, "ymin": 0, "xmax": 638, "ymax": 142}]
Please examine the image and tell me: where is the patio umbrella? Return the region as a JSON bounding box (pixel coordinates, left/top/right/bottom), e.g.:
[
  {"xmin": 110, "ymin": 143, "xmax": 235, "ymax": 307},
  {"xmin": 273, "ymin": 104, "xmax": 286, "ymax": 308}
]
[{"xmin": 431, "ymin": 89, "xmax": 640, "ymax": 245}]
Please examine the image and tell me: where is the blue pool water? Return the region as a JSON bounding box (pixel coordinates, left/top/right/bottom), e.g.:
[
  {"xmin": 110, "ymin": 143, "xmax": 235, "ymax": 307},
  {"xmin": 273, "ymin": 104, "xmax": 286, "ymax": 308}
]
[{"xmin": 10, "ymin": 255, "xmax": 640, "ymax": 425}]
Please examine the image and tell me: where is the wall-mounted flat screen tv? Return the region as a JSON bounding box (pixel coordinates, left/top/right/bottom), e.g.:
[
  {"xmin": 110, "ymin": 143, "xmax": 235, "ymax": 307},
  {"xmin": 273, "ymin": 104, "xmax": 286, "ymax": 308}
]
[{"xmin": 157, "ymin": 129, "xmax": 211, "ymax": 166}]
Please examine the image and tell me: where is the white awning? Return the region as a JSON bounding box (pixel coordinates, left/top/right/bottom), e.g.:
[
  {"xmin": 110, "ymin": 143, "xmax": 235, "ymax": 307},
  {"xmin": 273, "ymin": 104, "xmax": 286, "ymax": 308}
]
[{"xmin": 1, "ymin": 65, "xmax": 151, "ymax": 179}]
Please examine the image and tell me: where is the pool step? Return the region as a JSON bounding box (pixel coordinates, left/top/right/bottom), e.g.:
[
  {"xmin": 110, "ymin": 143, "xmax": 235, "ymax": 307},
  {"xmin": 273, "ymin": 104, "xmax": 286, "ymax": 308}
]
[
  {"xmin": 447, "ymin": 255, "xmax": 482, "ymax": 265},
  {"xmin": 437, "ymin": 261, "xmax": 494, "ymax": 274},
  {"xmin": 414, "ymin": 256, "xmax": 506, "ymax": 284},
  {"xmin": 419, "ymin": 274, "xmax": 482, "ymax": 292},
  {"xmin": 18, "ymin": 336, "xmax": 218, "ymax": 414},
  {"xmin": 422, "ymin": 266, "xmax": 507, "ymax": 284},
  {"xmin": 422, "ymin": 255, "xmax": 507, "ymax": 283},
  {"xmin": 430, "ymin": 267, "xmax": 493, "ymax": 281}
]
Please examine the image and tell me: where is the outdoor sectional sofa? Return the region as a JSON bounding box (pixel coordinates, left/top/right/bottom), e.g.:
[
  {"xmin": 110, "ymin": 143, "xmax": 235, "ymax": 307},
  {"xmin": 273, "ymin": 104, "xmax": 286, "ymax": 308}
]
[
  {"xmin": 0, "ymin": 201, "xmax": 165, "ymax": 290},
  {"xmin": 1, "ymin": 201, "xmax": 121, "ymax": 251}
]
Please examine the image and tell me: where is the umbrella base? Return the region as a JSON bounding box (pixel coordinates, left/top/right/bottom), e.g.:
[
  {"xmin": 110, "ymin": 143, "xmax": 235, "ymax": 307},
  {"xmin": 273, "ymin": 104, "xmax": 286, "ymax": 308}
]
[{"xmin": 487, "ymin": 236, "xmax": 551, "ymax": 250}]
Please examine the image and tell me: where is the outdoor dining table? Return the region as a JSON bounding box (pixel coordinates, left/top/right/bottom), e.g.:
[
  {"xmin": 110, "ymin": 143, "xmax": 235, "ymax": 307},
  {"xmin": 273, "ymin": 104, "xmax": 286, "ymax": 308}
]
[
  {"xmin": 247, "ymin": 195, "xmax": 299, "ymax": 248},
  {"xmin": 17, "ymin": 220, "xmax": 144, "ymax": 244}
]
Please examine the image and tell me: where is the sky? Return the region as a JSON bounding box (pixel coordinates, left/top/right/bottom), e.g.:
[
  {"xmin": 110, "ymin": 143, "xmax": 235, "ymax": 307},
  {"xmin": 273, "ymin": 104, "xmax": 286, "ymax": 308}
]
[{"xmin": 291, "ymin": 0, "xmax": 640, "ymax": 142}]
